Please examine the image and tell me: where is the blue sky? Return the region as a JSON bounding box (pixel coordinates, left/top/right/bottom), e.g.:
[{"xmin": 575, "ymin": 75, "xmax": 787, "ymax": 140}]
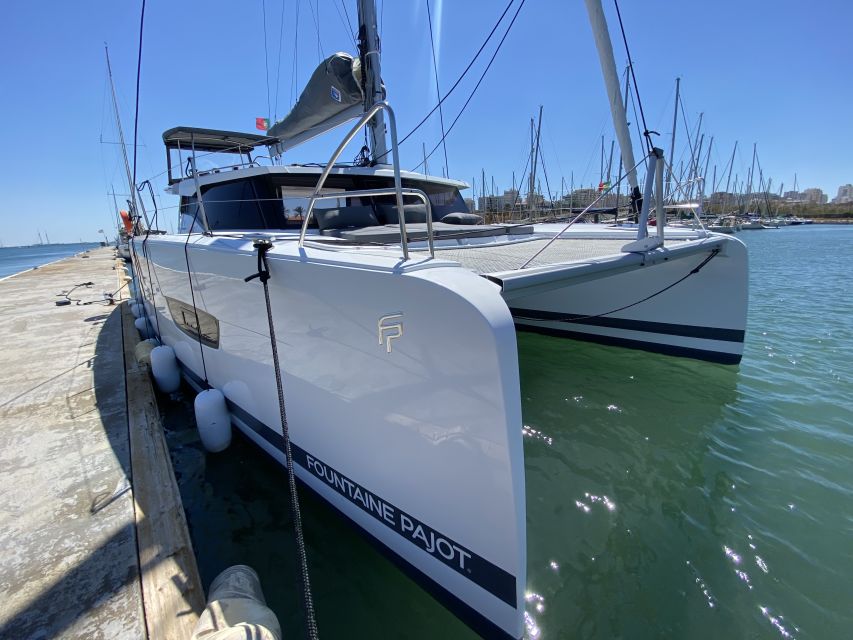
[{"xmin": 1, "ymin": 0, "xmax": 850, "ymax": 245}]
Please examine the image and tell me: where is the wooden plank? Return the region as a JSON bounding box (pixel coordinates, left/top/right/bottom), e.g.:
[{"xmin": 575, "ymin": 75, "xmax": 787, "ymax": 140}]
[{"xmin": 122, "ymin": 302, "xmax": 205, "ymax": 639}]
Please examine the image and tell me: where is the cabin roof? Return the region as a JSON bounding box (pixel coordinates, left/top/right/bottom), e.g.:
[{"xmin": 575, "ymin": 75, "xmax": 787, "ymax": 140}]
[
  {"xmin": 165, "ymin": 164, "xmax": 470, "ymax": 195},
  {"xmin": 162, "ymin": 126, "xmax": 275, "ymax": 153}
]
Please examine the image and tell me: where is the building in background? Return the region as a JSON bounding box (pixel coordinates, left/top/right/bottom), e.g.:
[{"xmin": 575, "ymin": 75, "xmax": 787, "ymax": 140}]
[
  {"xmin": 802, "ymin": 188, "xmax": 828, "ymax": 204},
  {"xmin": 478, "ymin": 188, "xmax": 522, "ymax": 212},
  {"xmin": 832, "ymin": 184, "xmax": 853, "ymax": 204}
]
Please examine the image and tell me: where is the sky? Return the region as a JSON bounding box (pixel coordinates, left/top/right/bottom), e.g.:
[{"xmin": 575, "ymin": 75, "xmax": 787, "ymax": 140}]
[{"xmin": 1, "ymin": 0, "xmax": 851, "ymax": 245}]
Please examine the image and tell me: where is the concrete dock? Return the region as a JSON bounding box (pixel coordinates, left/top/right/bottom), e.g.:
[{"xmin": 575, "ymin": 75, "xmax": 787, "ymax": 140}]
[{"xmin": 0, "ymin": 248, "xmax": 203, "ymax": 638}]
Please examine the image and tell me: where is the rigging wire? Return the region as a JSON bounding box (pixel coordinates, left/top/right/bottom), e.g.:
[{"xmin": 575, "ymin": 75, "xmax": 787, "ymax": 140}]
[
  {"xmin": 273, "ymin": 0, "xmax": 287, "ymax": 122},
  {"xmin": 138, "ymin": 180, "xmax": 162, "ymax": 338},
  {"xmin": 537, "ymin": 138, "xmax": 555, "ymax": 207},
  {"xmin": 678, "ymin": 94, "xmax": 697, "ymax": 186},
  {"xmin": 612, "ymin": 0, "xmax": 652, "ymax": 154},
  {"xmin": 182, "ymin": 201, "xmax": 209, "ymax": 384},
  {"xmin": 290, "ymin": 0, "xmax": 301, "ymax": 107},
  {"xmin": 627, "ymin": 70, "xmax": 649, "ymax": 175},
  {"xmin": 373, "ymin": 0, "xmax": 518, "ymax": 164},
  {"xmin": 341, "ymin": 0, "xmax": 355, "ymax": 34},
  {"xmin": 333, "ymin": 0, "xmax": 357, "ymax": 47},
  {"xmin": 131, "ymin": 0, "xmax": 145, "ymax": 222},
  {"xmin": 412, "ymin": 0, "xmax": 526, "ymax": 173},
  {"xmin": 262, "ymin": 0, "xmax": 272, "ymax": 124},
  {"xmin": 507, "ymin": 136, "xmax": 533, "ymax": 214},
  {"xmin": 515, "ymin": 248, "xmax": 720, "ymax": 322},
  {"xmin": 542, "ymin": 119, "xmax": 566, "ymax": 195},
  {"xmin": 426, "ymin": 0, "xmax": 450, "ymax": 177},
  {"xmin": 306, "ymin": 0, "xmax": 323, "ymax": 63}
]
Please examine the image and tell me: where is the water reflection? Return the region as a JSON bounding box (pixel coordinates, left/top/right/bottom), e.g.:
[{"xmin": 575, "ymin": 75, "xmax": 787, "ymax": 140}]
[{"xmin": 520, "ymin": 333, "xmax": 740, "ymax": 638}]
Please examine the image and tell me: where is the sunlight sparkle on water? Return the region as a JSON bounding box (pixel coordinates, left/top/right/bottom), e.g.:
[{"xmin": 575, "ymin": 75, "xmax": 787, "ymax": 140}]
[
  {"xmin": 686, "ymin": 560, "xmax": 716, "ymax": 608},
  {"xmin": 522, "ymin": 425, "xmax": 553, "ymax": 446},
  {"xmin": 724, "ymin": 545, "xmax": 742, "ymax": 565},
  {"xmin": 575, "ymin": 492, "xmax": 616, "ymax": 513},
  {"xmin": 524, "ymin": 611, "xmax": 541, "ymax": 639},
  {"xmin": 759, "ymin": 606, "xmax": 797, "ymax": 639},
  {"xmin": 524, "ymin": 592, "xmax": 545, "ymax": 639}
]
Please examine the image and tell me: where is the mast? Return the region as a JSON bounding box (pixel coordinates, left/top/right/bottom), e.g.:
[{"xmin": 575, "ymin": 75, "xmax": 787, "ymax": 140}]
[
  {"xmin": 357, "ymin": 0, "xmax": 389, "ymax": 164},
  {"xmin": 666, "ymin": 77, "xmax": 680, "ymax": 198},
  {"xmin": 701, "ymin": 135, "xmax": 714, "ymax": 199},
  {"xmin": 528, "ymin": 118, "xmax": 534, "ymax": 208},
  {"xmin": 570, "ymin": 171, "xmax": 574, "ymax": 212},
  {"xmin": 747, "ymin": 143, "xmax": 757, "ymax": 211},
  {"xmin": 105, "ymin": 44, "xmax": 141, "ymax": 226},
  {"xmin": 711, "ymin": 164, "xmax": 717, "ymax": 201},
  {"xmin": 529, "ymin": 106, "xmax": 543, "ymax": 212},
  {"xmin": 606, "ymin": 139, "xmax": 615, "ymax": 182},
  {"xmin": 583, "ymin": 0, "xmax": 640, "ymax": 208},
  {"xmin": 724, "ymin": 141, "xmax": 737, "ymax": 195},
  {"xmin": 689, "ymin": 132, "xmax": 704, "ymax": 201}
]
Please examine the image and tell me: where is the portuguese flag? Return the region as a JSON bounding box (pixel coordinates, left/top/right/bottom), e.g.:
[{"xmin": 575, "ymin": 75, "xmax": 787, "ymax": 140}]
[
  {"xmin": 256, "ymin": 117, "xmax": 270, "ymax": 131},
  {"xmin": 598, "ymin": 180, "xmax": 611, "ymax": 192}
]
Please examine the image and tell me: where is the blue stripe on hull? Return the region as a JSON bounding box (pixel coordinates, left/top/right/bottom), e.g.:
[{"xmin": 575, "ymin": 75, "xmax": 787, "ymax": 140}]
[
  {"xmin": 510, "ymin": 307, "xmax": 745, "ymax": 343},
  {"xmin": 177, "ymin": 362, "xmax": 521, "ymax": 640},
  {"xmin": 514, "ymin": 321, "xmax": 742, "ymax": 365}
]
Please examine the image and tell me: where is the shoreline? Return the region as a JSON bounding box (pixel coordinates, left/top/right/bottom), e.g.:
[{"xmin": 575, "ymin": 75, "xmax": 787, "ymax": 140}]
[{"xmin": 0, "ymin": 247, "xmax": 102, "ymax": 282}]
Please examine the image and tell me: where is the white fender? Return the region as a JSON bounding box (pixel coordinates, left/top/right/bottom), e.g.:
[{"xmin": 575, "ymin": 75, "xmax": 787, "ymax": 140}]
[
  {"xmin": 194, "ymin": 388, "xmax": 232, "ymax": 453},
  {"xmin": 130, "ymin": 302, "xmax": 142, "ymax": 318},
  {"xmin": 134, "ymin": 317, "xmax": 149, "ymax": 339},
  {"xmin": 150, "ymin": 345, "xmax": 181, "ymax": 393},
  {"xmin": 134, "ymin": 340, "xmax": 156, "ymax": 366},
  {"xmin": 191, "ymin": 565, "xmax": 280, "ymax": 640}
]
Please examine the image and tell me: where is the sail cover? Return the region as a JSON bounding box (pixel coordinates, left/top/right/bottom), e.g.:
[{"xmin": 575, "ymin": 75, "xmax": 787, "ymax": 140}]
[{"xmin": 268, "ymin": 52, "xmax": 364, "ymax": 142}]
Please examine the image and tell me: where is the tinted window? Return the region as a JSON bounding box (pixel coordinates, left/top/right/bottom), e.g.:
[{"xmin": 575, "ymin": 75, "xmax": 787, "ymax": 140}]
[
  {"xmin": 418, "ymin": 183, "xmax": 469, "ymax": 218},
  {"xmin": 201, "ymin": 178, "xmax": 285, "ymax": 231},
  {"xmin": 370, "ymin": 183, "xmax": 469, "ymax": 220},
  {"xmin": 178, "ymin": 195, "xmax": 202, "ymax": 233}
]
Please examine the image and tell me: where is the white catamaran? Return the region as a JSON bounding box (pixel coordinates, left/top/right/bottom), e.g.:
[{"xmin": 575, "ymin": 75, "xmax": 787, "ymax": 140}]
[{"xmin": 128, "ymin": 1, "xmax": 748, "ymax": 637}]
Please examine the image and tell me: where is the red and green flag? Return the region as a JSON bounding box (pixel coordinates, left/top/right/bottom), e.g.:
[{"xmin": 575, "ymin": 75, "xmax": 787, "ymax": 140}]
[
  {"xmin": 256, "ymin": 117, "xmax": 270, "ymax": 131},
  {"xmin": 598, "ymin": 180, "xmax": 611, "ymax": 192}
]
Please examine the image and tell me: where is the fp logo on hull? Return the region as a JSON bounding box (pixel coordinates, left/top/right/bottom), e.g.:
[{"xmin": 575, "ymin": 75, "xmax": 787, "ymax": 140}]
[{"xmin": 378, "ymin": 314, "xmax": 403, "ymax": 353}]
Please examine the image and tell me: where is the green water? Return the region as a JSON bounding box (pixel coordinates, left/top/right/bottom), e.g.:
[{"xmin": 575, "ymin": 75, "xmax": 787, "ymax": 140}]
[{"xmin": 166, "ymin": 224, "xmax": 853, "ymax": 639}]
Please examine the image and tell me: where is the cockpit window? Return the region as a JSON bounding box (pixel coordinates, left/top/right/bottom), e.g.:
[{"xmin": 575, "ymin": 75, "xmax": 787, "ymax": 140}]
[
  {"xmin": 202, "ymin": 178, "xmax": 283, "ymax": 230},
  {"xmin": 189, "ymin": 174, "xmax": 468, "ymax": 231}
]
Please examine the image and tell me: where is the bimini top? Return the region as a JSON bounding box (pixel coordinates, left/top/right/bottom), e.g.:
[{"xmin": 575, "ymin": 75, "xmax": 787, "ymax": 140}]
[{"xmin": 162, "ymin": 127, "xmax": 275, "ymax": 154}]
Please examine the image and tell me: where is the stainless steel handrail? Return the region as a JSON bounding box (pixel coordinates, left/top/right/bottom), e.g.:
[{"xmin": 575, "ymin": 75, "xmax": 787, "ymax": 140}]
[
  {"xmin": 301, "ymin": 187, "xmax": 434, "ymax": 257},
  {"xmin": 298, "ymin": 101, "xmax": 427, "ymax": 260}
]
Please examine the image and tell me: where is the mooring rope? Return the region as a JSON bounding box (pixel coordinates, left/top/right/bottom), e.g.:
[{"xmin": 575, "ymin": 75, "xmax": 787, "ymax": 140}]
[{"xmin": 245, "ymin": 239, "xmax": 319, "ymax": 640}]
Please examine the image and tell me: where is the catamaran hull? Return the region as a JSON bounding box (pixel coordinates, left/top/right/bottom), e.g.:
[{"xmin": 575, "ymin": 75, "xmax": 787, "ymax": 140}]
[
  {"xmin": 492, "ymin": 236, "xmax": 748, "ymax": 364},
  {"xmin": 131, "ymin": 234, "xmax": 526, "ymax": 639}
]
